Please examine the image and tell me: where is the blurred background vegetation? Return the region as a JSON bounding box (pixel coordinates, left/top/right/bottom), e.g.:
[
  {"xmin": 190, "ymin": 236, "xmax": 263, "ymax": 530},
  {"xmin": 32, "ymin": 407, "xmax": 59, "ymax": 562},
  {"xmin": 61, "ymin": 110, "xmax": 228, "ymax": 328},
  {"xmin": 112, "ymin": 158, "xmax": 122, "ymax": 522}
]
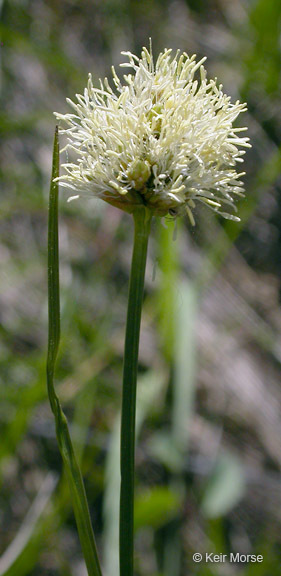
[{"xmin": 1, "ymin": 0, "xmax": 281, "ymax": 575}]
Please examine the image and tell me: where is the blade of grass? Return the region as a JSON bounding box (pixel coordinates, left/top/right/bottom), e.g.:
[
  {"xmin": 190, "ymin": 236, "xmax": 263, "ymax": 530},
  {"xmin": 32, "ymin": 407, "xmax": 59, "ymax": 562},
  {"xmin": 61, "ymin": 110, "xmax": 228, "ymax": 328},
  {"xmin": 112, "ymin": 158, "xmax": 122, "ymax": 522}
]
[{"xmin": 46, "ymin": 127, "xmax": 102, "ymax": 576}]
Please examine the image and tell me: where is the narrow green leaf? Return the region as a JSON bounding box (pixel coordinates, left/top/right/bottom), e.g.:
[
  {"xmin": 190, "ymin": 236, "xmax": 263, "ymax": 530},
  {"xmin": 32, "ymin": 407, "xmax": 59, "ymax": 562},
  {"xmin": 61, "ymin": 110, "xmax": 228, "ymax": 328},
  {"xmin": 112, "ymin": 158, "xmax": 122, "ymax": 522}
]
[{"xmin": 47, "ymin": 127, "xmax": 102, "ymax": 576}]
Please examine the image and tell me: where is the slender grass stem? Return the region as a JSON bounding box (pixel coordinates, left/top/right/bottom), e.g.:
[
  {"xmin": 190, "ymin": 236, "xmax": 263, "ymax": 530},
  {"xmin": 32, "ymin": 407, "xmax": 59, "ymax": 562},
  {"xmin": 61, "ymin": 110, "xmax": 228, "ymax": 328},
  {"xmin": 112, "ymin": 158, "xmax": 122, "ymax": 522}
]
[
  {"xmin": 47, "ymin": 127, "xmax": 102, "ymax": 576},
  {"xmin": 119, "ymin": 206, "xmax": 152, "ymax": 576}
]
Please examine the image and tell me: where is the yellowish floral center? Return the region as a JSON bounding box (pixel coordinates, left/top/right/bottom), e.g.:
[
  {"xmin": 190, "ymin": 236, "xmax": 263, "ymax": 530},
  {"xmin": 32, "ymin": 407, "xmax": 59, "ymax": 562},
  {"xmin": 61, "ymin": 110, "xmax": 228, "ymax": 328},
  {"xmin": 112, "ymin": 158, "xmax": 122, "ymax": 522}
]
[{"xmin": 127, "ymin": 159, "xmax": 151, "ymax": 191}]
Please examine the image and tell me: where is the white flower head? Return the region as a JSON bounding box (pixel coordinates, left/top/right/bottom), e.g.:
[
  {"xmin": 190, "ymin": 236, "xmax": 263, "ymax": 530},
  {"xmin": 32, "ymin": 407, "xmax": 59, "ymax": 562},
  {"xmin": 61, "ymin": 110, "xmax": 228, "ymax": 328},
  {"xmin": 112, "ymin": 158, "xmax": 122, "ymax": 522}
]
[{"xmin": 54, "ymin": 43, "xmax": 251, "ymax": 224}]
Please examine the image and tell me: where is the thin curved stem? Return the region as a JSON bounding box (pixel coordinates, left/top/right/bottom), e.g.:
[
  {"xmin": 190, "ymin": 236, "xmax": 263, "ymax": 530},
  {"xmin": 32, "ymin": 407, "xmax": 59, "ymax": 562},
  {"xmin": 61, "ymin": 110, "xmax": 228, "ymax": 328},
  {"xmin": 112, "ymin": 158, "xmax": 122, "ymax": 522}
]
[
  {"xmin": 119, "ymin": 206, "xmax": 152, "ymax": 576},
  {"xmin": 47, "ymin": 127, "xmax": 102, "ymax": 576}
]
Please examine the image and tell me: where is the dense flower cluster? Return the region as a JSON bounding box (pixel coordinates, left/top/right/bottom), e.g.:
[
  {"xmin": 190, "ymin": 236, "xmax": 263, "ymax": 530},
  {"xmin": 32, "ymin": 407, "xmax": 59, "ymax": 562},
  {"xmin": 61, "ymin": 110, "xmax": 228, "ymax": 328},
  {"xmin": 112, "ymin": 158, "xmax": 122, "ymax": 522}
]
[{"xmin": 55, "ymin": 45, "xmax": 250, "ymax": 223}]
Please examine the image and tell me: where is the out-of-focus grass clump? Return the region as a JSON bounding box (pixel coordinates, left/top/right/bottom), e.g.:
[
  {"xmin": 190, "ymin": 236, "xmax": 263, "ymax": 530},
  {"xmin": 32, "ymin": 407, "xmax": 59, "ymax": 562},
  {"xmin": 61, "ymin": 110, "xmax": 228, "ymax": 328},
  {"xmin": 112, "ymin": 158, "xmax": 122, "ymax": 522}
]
[{"xmin": 0, "ymin": 1, "xmax": 281, "ymax": 575}]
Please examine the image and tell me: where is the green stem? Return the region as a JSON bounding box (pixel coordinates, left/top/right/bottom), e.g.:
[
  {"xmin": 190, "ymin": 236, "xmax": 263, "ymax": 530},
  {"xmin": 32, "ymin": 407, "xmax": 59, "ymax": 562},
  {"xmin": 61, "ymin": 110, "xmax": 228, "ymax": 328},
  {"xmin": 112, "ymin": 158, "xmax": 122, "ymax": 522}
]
[
  {"xmin": 47, "ymin": 127, "xmax": 102, "ymax": 576},
  {"xmin": 119, "ymin": 206, "xmax": 152, "ymax": 576}
]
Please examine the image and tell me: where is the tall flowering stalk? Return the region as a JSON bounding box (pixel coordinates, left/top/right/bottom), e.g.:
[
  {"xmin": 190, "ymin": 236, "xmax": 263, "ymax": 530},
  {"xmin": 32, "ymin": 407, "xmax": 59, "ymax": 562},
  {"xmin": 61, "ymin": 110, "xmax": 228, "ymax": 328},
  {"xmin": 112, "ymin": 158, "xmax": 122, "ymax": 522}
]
[{"xmin": 49, "ymin": 44, "xmax": 250, "ymax": 576}]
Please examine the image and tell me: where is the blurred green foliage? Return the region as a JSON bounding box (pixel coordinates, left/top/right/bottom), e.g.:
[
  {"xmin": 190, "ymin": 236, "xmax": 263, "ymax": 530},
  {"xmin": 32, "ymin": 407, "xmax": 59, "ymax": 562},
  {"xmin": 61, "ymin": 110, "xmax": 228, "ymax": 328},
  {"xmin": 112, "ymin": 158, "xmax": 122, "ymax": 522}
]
[{"xmin": 1, "ymin": 1, "xmax": 281, "ymax": 575}]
